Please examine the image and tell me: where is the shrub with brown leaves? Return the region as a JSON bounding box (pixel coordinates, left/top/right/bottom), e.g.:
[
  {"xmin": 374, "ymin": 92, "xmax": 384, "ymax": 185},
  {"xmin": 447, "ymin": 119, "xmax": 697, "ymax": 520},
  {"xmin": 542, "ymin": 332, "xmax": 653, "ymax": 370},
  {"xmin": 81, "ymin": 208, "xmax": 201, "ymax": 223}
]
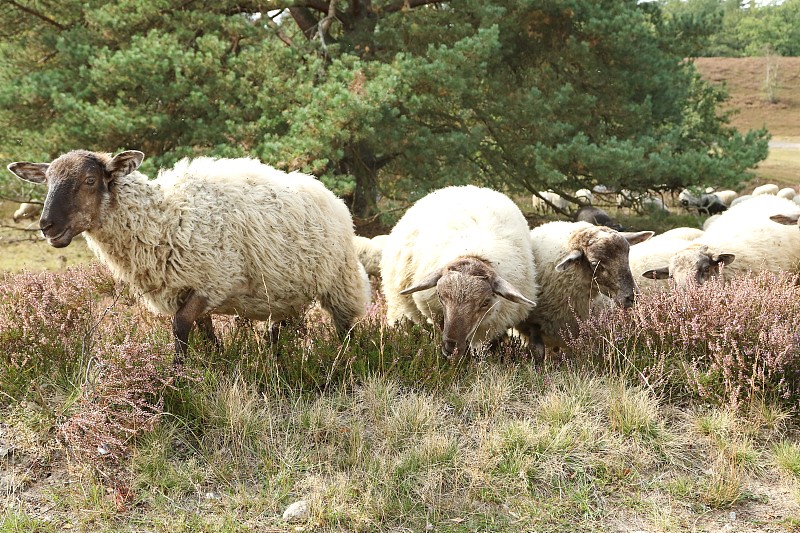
[{"xmin": 567, "ymin": 272, "xmax": 800, "ymax": 409}]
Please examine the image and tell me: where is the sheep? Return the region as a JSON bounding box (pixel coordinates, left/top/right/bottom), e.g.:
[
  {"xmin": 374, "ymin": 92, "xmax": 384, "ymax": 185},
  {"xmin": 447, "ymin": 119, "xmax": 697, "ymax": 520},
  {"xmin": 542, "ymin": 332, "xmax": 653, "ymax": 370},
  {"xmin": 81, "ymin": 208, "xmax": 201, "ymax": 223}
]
[
  {"xmin": 8, "ymin": 150, "xmax": 367, "ymax": 355},
  {"xmin": 353, "ymin": 234, "xmax": 387, "ymax": 278},
  {"xmin": 778, "ymin": 187, "xmax": 796, "ymax": 200},
  {"xmin": 642, "ymin": 195, "xmax": 800, "ymax": 286},
  {"xmin": 794, "ymin": 195, "xmax": 800, "ymax": 206},
  {"xmin": 531, "ymin": 190, "xmax": 569, "ymax": 214},
  {"xmin": 12, "ymin": 202, "xmax": 42, "ymax": 223},
  {"xmin": 629, "ymin": 230, "xmax": 703, "ymax": 291},
  {"xmin": 752, "ymin": 183, "xmax": 779, "ymax": 196},
  {"xmin": 640, "ymin": 195, "xmax": 670, "ymax": 214},
  {"xmin": 573, "ymin": 205, "xmax": 624, "ymax": 231},
  {"xmin": 516, "ymin": 221, "xmax": 653, "ymax": 353},
  {"xmin": 678, "ymin": 189, "xmax": 728, "ymax": 215},
  {"xmin": 381, "ymin": 185, "xmax": 537, "ymax": 358},
  {"xmin": 702, "ymin": 214, "xmax": 721, "ymax": 231},
  {"xmin": 730, "ymin": 194, "xmax": 752, "ymax": 207},
  {"xmin": 575, "ymin": 188, "xmax": 593, "ymax": 205}
]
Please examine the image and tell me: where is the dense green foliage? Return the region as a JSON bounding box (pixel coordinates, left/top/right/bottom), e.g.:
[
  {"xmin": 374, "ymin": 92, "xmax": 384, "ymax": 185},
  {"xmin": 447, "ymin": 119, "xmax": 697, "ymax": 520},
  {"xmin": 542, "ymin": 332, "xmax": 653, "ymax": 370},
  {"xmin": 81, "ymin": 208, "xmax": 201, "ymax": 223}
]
[
  {"xmin": 0, "ymin": 0, "xmax": 768, "ymax": 216},
  {"xmin": 660, "ymin": 0, "xmax": 800, "ymax": 57}
]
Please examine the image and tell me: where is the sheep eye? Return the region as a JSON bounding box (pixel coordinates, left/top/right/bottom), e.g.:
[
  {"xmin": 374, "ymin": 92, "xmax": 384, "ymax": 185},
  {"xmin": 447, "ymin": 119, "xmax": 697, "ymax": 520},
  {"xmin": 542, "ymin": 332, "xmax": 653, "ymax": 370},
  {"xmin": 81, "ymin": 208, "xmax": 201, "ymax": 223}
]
[
  {"xmin": 85, "ymin": 176, "xmax": 96, "ymax": 186},
  {"xmin": 482, "ymin": 298, "xmax": 492, "ymax": 308}
]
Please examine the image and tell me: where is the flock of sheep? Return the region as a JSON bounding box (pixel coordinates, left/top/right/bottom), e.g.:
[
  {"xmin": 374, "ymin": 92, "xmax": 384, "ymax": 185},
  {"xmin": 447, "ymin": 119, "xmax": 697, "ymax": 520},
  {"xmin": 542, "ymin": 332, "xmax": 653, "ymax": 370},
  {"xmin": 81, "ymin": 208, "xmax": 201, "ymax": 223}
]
[{"xmin": 7, "ymin": 149, "xmax": 800, "ymax": 359}]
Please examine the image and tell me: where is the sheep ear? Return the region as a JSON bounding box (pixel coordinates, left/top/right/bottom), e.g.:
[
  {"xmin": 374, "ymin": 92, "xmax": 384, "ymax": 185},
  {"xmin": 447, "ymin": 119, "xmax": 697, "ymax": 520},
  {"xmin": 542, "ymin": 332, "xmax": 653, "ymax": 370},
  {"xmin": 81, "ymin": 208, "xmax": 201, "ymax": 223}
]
[
  {"xmin": 555, "ymin": 250, "xmax": 583, "ymax": 272},
  {"xmin": 621, "ymin": 231, "xmax": 654, "ymax": 245},
  {"xmin": 400, "ymin": 270, "xmax": 443, "ymax": 295},
  {"xmin": 771, "ymin": 213, "xmax": 800, "ymax": 226},
  {"xmin": 712, "ymin": 253, "xmax": 735, "ymax": 266},
  {"xmin": 107, "ymin": 150, "xmax": 144, "ymax": 180},
  {"xmin": 493, "ymin": 276, "xmax": 536, "ymax": 307},
  {"xmin": 7, "ymin": 162, "xmax": 49, "ymax": 184},
  {"xmin": 641, "ymin": 267, "xmax": 670, "ymax": 280}
]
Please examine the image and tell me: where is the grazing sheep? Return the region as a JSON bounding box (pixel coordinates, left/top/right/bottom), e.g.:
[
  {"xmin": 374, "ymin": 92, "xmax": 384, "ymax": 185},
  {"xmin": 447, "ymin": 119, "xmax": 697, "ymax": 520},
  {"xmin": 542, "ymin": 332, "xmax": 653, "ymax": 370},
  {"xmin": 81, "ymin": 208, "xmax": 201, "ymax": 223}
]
[
  {"xmin": 575, "ymin": 188, "xmax": 593, "ymax": 205},
  {"xmin": 778, "ymin": 187, "xmax": 796, "ymax": 200},
  {"xmin": 678, "ymin": 189, "xmax": 728, "ymax": 215},
  {"xmin": 532, "ymin": 190, "xmax": 569, "ymax": 214},
  {"xmin": 382, "ymin": 185, "xmax": 537, "ymax": 358},
  {"xmin": 730, "ymin": 194, "xmax": 752, "ymax": 207},
  {"xmin": 517, "ymin": 221, "xmax": 652, "ymax": 353},
  {"xmin": 12, "ymin": 202, "xmax": 42, "ymax": 223},
  {"xmin": 8, "ymin": 150, "xmax": 367, "ymax": 355},
  {"xmin": 794, "ymin": 195, "xmax": 800, "ymax": 206},
  {"xmin": 353, "ymin": 234, "xmax": 387, "ymax": 278},
  {"xmin": 640, "ymin": 195, "xmax": 670, "ymax": 214},
  {"xmin": 629, "ymin": 230, "xmax": 703, "ymax": 291},
  {"xmin": 573, "ymin": 205, "xmax": 624, "ymax": 231},
  {"xmin": 643, "ymin": 195, "xmax": 800, "ymax": 286},
  {"xmin": 708, "ymin": 189, "xmax": 738, "ymax": 207},
  {"xmin": 752, "ymin": 183, "xmax": 779, "ymax": 196}
]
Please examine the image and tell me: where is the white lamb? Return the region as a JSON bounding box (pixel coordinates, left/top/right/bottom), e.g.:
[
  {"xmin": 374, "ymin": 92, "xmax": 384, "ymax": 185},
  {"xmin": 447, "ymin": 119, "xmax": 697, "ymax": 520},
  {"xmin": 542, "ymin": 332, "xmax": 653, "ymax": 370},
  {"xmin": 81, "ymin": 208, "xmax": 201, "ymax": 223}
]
[
  {"xmin": 381, "ymin": 185, "xmax": 537, "ymax": 358},
  {"xmin": 8, "ymin": 150, "xmax": 367, "ymax": 355},
  {"xmin": 643, "ymin": 195, "xmax": 800, "ymax": 286},
  {"xmin": 518, "ymin": 221, "xmax": 652, "ymax": 352}
]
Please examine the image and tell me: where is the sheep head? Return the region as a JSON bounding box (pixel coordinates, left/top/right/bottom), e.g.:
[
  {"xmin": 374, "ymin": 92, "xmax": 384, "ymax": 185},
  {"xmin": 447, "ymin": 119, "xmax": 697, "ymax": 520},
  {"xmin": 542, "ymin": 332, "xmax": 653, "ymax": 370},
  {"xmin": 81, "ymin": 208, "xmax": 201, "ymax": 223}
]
[
  {"xmin": 555, "ymin": 227, "xmax": 653, "ymax": 308},
  {"xmin": 7, "ymin": 150, "xmax": 144, "ymax": 248},
  {"xmin": 400, "ymin": 256, "xmax": 535, "ymax": 358},
  {"xmin": 642, "ymin": 244, "xmax": 735, "ymax": 286}
]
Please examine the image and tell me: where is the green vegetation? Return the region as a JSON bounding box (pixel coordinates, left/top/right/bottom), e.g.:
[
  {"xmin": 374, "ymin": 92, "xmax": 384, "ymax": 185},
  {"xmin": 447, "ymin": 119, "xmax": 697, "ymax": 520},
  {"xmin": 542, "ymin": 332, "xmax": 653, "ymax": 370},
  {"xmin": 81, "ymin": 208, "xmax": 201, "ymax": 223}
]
[{"xmin": 0, "ymin": 0, "xmax": 768, "ymax": 217}]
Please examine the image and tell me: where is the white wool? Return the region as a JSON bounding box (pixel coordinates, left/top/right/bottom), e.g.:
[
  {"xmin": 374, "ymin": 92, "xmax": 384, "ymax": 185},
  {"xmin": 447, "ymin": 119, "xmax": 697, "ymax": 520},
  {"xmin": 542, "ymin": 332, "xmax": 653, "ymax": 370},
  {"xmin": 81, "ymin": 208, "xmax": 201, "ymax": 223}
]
[
  {"xmin": 659, "ymin": 227, "xmax": 705, "ymax": 241},
  {"xmin": 752, "ymin": 183, "xmax": 779, "ymax": 196},
  {"xmin": 629, "ymin": 236, "xmax": 697, "ymax": 291},
  {"xmin": 353, "ymin": 235, "xmax": 387, "ymax": 278},
  {"xmin": 526, "ymin": 221, "xmax": 611, "ymax": 346},
  {"xmin": 692, "ymin": 194, "xmax": 800, "ymax": 279},
  {"xmin": 12, "ymin": 202, "xmax": 41, "ymax": 222},
  {"xmin": 85, "ymin": 156, "xmax": 366, "ymax": 325},
  {"xmin": 381, "ymin": 185, "xmax": 537, "ymax": 346}
]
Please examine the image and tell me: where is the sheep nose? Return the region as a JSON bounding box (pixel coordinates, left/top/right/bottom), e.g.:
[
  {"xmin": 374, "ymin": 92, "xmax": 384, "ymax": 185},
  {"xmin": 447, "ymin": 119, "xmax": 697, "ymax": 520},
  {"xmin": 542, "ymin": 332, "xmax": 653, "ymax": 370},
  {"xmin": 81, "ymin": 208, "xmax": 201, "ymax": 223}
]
[
  {"xmin": 39, "ymin": 216, "xmax": 53, "ymax": 234},
  {"xmin": 623, "ymin": 294, "xmax": 635, "ymax": 309},
  {"xmin": 442, "ymin": 338, "xmax": 457, "ymax": 356}
]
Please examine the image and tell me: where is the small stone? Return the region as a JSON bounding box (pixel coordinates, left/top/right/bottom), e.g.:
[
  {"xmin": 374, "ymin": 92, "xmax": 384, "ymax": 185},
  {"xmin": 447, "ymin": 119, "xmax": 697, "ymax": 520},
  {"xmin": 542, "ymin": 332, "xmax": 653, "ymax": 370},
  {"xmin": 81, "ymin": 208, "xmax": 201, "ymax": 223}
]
[
  {"xmin": 97, "ymin": 444, "xmax": 110, "ymax": 456},
  {"xmin": 283, "ymin": 500, "xmax": 309, "ymax": 521},
  {"xmin": 729, "ymin": 511, "xmax": 736, "ymax": 521},
  {"xmin": 205, "ymin": 491, "xmax": 221, "ymax": 500}
]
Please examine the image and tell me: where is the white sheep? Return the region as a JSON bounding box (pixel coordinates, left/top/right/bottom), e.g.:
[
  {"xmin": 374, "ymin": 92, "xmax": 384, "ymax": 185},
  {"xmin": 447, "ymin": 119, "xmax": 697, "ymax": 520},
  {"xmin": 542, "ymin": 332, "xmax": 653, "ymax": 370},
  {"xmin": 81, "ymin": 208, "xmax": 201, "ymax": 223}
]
[
  {"xmin": 713, "ymin": 190, "xmax": 738, "ymax": 206},
  {"xmin": 12, "ymin": 202, "xmax": 42, "ymax": 223},
  {"xmin": 517, "ymin": 221, "xmax": 652, "ymax": 352},
  {"xmin": 778, "ymin": 187, "xmax": 796, "ymax": 200},
  {"xmin": 575, "ymin": 188, "xmax": 593, "ymax": 205},
  {"xmin": 643, "ymin": 195, "xmax": 800, "ymax": 286},
  {"xmin": 702, "ymin": 214, "xmax": 721, "ymax": 231},
  {"xmin": 752, "ymin": 183, "xmax": 779, "ymax": 196},
  {"xmin": 730, "ymin": 194, "xmax": 752, "ymax": 207},
  {"xmin": 678, "ymin": 189, "xmax": 727, "ymax": 214},
  {"xmin": 353, "ymin": 234, "xmax": 387, "ymax": 278},
  {"xmin": 381, "ymin": 185, "xmax": 537, "ymax": 358},
  {"xmin": 8, "ymin": 150, "xmax": 367, "ymax": 355},
  {"xmin": 531, "ymin": 190, "xmax": 569, "ymax": 214},
  {"xmin": 629, "ymin": 229, "xmax": 703, "ymax": 291}
]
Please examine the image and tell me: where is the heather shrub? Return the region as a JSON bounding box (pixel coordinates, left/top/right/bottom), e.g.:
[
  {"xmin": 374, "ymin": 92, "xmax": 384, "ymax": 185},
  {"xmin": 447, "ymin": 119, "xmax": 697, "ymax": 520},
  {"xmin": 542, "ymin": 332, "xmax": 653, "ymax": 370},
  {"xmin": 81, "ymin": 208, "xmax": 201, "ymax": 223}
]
[
  {"xmin": 0, "ymin": 263, "xmax": 115, "ymax": 402},
  {"xmin": 567, "ymin": 272, "xmax": 800, "ymax": 409}
]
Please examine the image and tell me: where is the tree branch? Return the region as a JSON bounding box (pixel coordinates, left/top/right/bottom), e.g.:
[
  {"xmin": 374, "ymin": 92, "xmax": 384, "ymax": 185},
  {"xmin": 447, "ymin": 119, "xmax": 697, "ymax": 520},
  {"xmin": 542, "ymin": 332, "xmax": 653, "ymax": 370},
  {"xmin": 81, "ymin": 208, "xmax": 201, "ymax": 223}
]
[
  {"xmin": 6, "ymin": 0, "xmax": 67, "ymax": 30},
  {"xmin": 383, "ymin": 0, "xmax": 447, "ymax": 13},
  {"xmin": 289, "ymin": 6, "xmax": 319, "ymax": 38}
]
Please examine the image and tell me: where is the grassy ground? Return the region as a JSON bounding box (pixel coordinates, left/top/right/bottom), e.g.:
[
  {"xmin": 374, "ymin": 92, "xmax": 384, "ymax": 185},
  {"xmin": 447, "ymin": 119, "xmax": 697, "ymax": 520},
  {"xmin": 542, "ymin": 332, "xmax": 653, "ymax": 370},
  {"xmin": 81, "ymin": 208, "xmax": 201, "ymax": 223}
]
[{"xmin": 2, "ymin": 269, "xmax": 800, "ymax": 532}]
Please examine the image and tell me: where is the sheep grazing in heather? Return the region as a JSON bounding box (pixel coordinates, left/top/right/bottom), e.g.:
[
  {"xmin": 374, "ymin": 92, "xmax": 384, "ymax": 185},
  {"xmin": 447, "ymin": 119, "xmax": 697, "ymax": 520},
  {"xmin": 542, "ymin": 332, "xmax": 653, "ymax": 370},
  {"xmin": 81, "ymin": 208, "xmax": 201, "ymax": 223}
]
[
  {"xmin": 12, "ymin": 202, "xmax": 42, "ymax": 223},
  {"xmin": 752, "ymin": 183, "xmax": 779, "ymax": 196},
  {"xmin": 629, "ymin": 228, "xmax": 704, "ymax": 291},
  {"xmin": 8, "ymin": 150, "xmax": 367, "ymax": 356},
  {"xmin": 517, "ymin": 221, "xmax": 653, "ymax": 353},
  {"xmin": 573, "ymin": 205, "xmax": 624, "ymax": 231},
  {"xmin": 353, "ymin": 234, "xmax": 388, "ymax": 278},
  {"xmin": 381, "ymin": 185, "xmax": 537, "ymax": 358},
  {"xmin": 643, "ymin": 195, "xmax": 800, "ymax": 286},
  {"xmin": 531, "ymin": 190, "xmax": 569, "ymax": 214}
]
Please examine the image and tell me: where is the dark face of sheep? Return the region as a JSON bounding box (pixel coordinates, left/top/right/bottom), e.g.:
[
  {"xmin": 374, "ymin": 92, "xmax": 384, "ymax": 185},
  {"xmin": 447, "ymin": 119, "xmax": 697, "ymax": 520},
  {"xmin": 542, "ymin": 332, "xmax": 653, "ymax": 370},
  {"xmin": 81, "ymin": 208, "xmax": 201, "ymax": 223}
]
[
  {"xmin": 642, "ymin": 244, "xmax": 735, "ymax": 286},
  {"xmin": 400, "ymin": 257, "xmax": 535, "ymax": 358},
  {"xmin": 555, "ymin": 228, "xmax": 653, "ymax": 308},
  {"xmin": 7, "ymin": 150, "xmax": 144, "ymax": 248}
]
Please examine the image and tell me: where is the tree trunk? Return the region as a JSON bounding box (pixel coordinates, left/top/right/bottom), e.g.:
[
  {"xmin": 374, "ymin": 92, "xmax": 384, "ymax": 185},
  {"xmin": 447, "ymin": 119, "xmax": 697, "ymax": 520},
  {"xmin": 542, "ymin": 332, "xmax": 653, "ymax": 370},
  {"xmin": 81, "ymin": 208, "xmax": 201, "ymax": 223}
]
[{"xmin": 342, "ymin": 143, "xmax": 378, "ymax": 218}]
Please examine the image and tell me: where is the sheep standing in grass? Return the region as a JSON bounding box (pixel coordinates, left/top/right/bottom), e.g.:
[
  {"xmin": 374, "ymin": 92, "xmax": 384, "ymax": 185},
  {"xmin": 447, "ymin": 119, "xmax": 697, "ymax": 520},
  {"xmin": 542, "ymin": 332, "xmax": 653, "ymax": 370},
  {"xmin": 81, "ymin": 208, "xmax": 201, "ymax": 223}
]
[
  {"xmin": 643, "ymin": 195, "xmax": 800, "ymax": 286},
  {"xmin": 381, "ymin": 185, "xmax": 537, "ymax": 358},
  {"xmin": 517, "ymin": 221, "xmax": 652, "ymax": 353},
  {"xmin": 8, "ymin": 150, "xmax": 367, "ymax": 355},
  {"xmin": 12, "ymin": 202, "xmax": 42, "ymax": 223}
]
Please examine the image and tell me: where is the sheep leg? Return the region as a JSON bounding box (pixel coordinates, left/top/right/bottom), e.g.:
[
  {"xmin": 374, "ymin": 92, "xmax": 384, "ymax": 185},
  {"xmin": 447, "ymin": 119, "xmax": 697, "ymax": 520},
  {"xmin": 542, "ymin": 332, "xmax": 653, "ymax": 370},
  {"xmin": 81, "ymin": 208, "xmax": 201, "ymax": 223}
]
[
  {"xmin": 173, "ymin": 291, "xmax": 209, "ymax": 361},
  {"xmin": 515, "ymin": 318, "xmax": 545, "ymax": 361},
  {"xmin": 195, "ymin": 314, "xmax": 221, "ymax": 352}
]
